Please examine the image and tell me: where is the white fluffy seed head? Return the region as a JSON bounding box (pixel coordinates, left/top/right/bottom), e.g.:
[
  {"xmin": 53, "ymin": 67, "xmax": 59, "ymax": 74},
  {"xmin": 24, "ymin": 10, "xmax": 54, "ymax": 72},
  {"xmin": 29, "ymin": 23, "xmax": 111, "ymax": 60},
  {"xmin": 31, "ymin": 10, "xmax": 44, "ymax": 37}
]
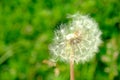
[{"xmin": 49, "ymin": 13, "xmax": 102, "ymax": 64}]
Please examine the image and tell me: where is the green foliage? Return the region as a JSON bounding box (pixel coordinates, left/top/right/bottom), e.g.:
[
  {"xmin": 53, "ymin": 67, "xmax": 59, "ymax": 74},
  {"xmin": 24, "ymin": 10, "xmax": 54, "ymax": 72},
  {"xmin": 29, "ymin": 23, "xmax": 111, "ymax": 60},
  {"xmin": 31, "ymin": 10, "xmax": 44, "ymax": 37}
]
[{"xmin": 0, "ymin": 0, "xmax": 120, "ymax": 80}]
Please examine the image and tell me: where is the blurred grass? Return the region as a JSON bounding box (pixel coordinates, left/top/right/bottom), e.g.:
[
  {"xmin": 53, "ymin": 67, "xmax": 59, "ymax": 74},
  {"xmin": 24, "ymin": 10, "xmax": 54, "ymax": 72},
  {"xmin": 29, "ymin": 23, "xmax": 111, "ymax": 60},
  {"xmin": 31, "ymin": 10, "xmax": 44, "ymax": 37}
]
[{"xmin": 0, "ymin": 0, "xmax": 120, "ymax": 80}]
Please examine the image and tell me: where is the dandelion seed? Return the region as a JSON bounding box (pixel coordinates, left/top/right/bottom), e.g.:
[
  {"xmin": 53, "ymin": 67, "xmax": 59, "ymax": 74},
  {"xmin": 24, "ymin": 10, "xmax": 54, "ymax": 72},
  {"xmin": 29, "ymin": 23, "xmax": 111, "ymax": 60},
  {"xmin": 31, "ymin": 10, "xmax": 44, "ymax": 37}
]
[
  {"xmin": 49, "ymin": 13, "xmax": 102, "ymax": 64},
  {"xmin": 61, "ymin": 29, "xmax": 64, "ymax": 33}
]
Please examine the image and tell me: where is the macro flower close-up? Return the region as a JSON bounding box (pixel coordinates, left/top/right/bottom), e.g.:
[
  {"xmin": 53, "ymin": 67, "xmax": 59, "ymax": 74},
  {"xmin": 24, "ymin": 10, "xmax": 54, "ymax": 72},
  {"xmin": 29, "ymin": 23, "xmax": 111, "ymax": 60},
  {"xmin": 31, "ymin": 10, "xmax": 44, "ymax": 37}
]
[
  {"xmin": 1, "ymin": 0, "xmax": 120, "ymax": 80},
  {"xmin": 49, "ymin": 13, "xmax": 102, "ymax": 64}
]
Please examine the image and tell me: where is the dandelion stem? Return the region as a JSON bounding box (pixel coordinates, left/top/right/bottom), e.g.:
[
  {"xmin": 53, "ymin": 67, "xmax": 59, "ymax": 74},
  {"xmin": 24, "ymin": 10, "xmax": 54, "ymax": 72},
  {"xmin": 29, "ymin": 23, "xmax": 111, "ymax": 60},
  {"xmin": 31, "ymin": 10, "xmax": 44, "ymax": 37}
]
[
  {"xmin": 70, "ymin": 58, "xmax": 74, "ymax": 80},
  {"xmin": 67, "ymin": 41, "xmax": 74, "ymax": 80}
]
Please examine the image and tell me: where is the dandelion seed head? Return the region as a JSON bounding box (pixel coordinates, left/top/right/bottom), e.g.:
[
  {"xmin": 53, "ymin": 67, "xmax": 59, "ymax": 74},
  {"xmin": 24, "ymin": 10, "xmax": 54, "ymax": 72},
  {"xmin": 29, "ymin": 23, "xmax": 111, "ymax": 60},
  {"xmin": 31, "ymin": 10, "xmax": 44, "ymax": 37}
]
[{"xmin": 49, "ymin": 13, "xmax": 102, "ymax": 63}]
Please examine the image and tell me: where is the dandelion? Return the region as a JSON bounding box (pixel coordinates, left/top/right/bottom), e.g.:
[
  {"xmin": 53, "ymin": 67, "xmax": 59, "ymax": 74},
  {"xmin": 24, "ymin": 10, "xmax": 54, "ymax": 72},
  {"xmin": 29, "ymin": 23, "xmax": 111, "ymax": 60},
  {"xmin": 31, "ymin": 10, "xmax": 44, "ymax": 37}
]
[{"xmin": 49, "ymin": 13, "xmax": 102, "ymax": 80}]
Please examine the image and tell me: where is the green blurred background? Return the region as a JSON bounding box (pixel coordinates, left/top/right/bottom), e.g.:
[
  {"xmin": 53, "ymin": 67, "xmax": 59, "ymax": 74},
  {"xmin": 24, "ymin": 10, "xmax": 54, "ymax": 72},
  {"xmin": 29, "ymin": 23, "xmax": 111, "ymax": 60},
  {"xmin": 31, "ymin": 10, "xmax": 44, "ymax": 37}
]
[{"xmin": 0, "ymin": 0, "xmax": 120, "ymax": 80}]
